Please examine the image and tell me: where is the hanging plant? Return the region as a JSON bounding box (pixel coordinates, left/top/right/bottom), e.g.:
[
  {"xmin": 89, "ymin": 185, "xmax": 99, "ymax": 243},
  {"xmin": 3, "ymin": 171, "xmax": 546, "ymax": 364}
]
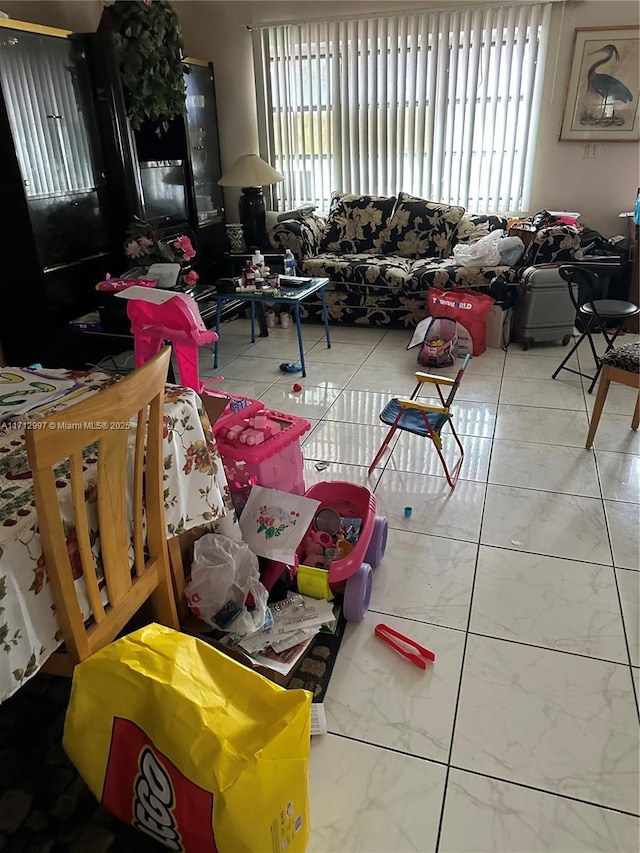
[{"xmin": 103, "ymin": 0, "xmax": 188, "ymax": 134}]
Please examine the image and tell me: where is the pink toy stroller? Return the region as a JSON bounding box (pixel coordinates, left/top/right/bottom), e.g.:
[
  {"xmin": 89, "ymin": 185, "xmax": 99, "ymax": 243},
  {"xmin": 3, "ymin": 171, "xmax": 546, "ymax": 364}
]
[{"xmin": 127, "ymin": 293, "xmax": 219, "ymax": 393}]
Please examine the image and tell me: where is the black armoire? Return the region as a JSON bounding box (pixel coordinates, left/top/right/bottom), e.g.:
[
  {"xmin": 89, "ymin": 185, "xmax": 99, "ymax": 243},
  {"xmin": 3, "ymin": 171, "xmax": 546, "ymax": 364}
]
[
  {"xmin": 85, "ymin": 29, "xmax": 227, "ymax": 283},
  {"xmin": 0, "ymin": 20, "xmax": 118, "ymax": 366},
  {"xmin": 0, "ymin": 17, "xmax": 226, "ymax": 367}
]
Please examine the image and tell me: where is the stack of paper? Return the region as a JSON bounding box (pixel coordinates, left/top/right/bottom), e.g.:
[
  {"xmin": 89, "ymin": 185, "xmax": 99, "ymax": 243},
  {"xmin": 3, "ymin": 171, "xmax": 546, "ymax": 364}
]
[{"xmin": 236, "ymin": 594, "xmax": 337, "ymax": 675}]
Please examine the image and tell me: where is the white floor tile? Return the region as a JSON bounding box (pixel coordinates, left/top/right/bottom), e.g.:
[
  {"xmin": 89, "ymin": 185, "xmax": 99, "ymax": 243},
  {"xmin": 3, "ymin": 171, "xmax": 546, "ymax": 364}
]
[
  {"xmin": 374, "ymin": 470, "xmax": 486, "ymax": 543},
  {"xmin": 347, "ymin": 365, "xmax": 417, "ymax": 395},
  {"xmin": 481, "ymin": 485, "xmax": 611, "ymax": 565},
  {"xmin": 302, "ymin": 459, "xmax": 382, "ymax": 491},
  {"xmin": 327, "ymin": 325, "xmax": 388, "ymax": 345},
  {"xmin": 595, "ymin": 450, "xmax": 640, "ymax": 503},
  {"xmin": 206, "ymin": 378, "xmax": 275, "ymax": 398},
  {"xmin": 489, "ymin": 439, "xmax": 601, "ymax": 497},
  {"xmin": 470, "ymin": 547, "xmax": 628, "ymax": 662},
  {"xmin": 209, "ymin": 316, "xmax": 640, "ymax": 849},
  {"xmin": 376, "ymin": 329, "xmax": 417, "ymax": 349},
  {"xmin": 369, "ymin": 529, "xmax": 476, "ymax": 629},
  {"xmin": 276, "ymin": 362, "xmax": 359, "ymax": 390},
  {"xmin": 308, "ymin": 735, "xmax": 446, "ymax": 853},
  {"xmin": 241, "ymin": 336, "xmax": 315, "ymax": 360},
  {"xmin": 592, "ymin": 413, "xmax": 640, "ymax": 454},
  {"xmin": 617, "ymin": 568, "xmax": 639, "ymax": 667},
  {"xmin": 503, "ymin": 353, "xmax": 579, "ymax": 380},
  {"xmin": 302, "ymin": 420, "xmax": 397, "ymax": 469},
  {"xmin": 440, "ymin": 769, "xmax": 640, "ymax": 853},
  {"xmin": 586, "ymin": 382, "xmax": 639, "ymax": 416},
  {"xmin": 495, "ymin": 404, "xmax": 590, "ymax": 447},
  {"xmin": 361, "ymin": 347, "xmax": 419, "ymax": 373},
  {"xmin": 218, "ymin": 354, "xmax": 286, "ymax": 381},
  {"xmin": 387, "ymin": 433, "xmax": 491, "ymax": 483},
  {"xmin": 324, "ymin": 389, "xmax": 395, "ymax": 426},
  {"xmin": 306, "ymin": 340, "xmax": 377, "ymax": 364},
  {"xmin": 500, "ymin": 377, "xmax": 586, "ymax": 411},
  {"xmin": 452, "ymin": 635, "xmax": 640, "ymax": 812},
  {"xmin": 605, "ymin": 501, "xmax": 640, "ymax": 570},
  {"xmin": 259, "ymin": 384, "xmax": 341, "ymax": 421},
  {"xmin": 325, "ymin": 612, "xmax": 465, "ymax": 761}
]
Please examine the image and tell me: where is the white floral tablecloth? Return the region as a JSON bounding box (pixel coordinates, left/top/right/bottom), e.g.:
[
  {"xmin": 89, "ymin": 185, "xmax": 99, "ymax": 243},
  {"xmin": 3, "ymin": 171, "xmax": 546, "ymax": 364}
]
[{"xmin": 0, "ymin": 368, "xmax": 237, "ymax": 703}]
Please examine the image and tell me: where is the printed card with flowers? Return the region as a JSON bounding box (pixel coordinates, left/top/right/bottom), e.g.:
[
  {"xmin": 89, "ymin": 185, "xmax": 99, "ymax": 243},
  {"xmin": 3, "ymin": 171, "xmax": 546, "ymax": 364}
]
[{"xmin": 239, "ymin": 485, "xmax": 320, "ymax": 564}]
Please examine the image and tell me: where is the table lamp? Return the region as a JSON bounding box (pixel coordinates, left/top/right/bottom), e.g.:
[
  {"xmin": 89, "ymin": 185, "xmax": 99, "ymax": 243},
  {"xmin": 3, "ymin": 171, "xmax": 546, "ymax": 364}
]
[{"xmin": 218, "ymin": 155, "xmax": 284, "ymax": 250}]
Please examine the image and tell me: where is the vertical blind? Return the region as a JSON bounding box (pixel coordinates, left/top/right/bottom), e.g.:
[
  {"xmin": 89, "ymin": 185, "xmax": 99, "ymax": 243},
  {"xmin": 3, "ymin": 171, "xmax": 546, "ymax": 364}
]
[
  {"xmin": 0, "ymin": 32, "xmax": 98, "ymax": 197},
  {"xmin": 254, "ymin": 3, "xmax": 552, "ymax": 214}
]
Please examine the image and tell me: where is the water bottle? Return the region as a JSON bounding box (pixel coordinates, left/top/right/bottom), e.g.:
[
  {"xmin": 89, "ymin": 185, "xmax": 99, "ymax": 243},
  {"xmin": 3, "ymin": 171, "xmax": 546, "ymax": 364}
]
[
  {"xmin": 284, "ymin": 249, "xmax": 296, "ymax": 277},
  {"xmin": 634, "ymin": 187, "xmax": 640, "ymax": 226}
]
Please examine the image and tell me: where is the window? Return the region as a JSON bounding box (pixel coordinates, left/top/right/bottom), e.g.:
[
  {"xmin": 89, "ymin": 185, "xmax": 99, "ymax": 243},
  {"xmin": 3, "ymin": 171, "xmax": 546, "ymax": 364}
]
[{"xmin": 254, "ymin": 3, "xmax": 552, "ymax": 214}]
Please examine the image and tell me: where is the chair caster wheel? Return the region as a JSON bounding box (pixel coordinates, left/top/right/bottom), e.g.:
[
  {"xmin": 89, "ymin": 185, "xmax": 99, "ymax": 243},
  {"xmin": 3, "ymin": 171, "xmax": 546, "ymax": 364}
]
[{"xmin": 562, "ymin": 335, "xmax": 571, "ymax": 346}]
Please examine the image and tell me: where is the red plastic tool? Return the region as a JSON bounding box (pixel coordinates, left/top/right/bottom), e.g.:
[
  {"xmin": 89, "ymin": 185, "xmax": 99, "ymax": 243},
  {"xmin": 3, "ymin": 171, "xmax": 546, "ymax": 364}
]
[{"xmin": 374, "ymin": 623, "xmax": 436, "ymax": 670}]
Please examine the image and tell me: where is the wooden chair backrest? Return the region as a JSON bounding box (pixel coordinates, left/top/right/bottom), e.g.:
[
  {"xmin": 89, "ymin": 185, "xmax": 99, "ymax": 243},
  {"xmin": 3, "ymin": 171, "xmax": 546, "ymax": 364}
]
[{"xmin": 25, "ymin": 346, "xmax": 179, "ymax": 671}]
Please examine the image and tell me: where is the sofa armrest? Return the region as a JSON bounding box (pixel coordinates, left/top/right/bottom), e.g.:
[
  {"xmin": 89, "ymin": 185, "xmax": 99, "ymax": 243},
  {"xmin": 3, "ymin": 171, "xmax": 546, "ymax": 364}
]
[{"xmin": 268, "ymin": 213, "xmax": 327, "ymax": 260}]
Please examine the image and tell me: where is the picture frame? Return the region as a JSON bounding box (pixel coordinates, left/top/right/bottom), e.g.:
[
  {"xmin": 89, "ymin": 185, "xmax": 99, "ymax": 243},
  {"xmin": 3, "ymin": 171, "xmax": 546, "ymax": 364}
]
[{"xmin": 560, "ymin": 26, "xmax": 639, "ymax": 141}]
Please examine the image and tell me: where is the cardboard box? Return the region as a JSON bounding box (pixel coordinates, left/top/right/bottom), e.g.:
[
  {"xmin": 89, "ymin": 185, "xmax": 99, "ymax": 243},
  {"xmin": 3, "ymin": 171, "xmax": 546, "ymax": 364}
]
[{"xmin": 486, "ymin": 304, "xmax": 513, "ymax": 348}]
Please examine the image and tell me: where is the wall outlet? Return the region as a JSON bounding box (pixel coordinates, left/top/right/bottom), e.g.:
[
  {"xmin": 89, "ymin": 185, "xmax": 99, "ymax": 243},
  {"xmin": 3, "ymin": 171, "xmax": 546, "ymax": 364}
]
[{"xmin": 583, "ymin": 143, "xmax": 601, "ymax": 159}]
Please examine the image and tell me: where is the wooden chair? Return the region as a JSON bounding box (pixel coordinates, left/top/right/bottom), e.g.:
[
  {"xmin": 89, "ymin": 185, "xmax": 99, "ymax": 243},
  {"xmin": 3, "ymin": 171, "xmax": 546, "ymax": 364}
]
[
  {"xmin": 368, "ymin": 354, "xmax": 471, "ymax": 488},
  {"xmin": 585, "ymin": 341, "xmax": 640, "ymax": 449},
  {"xmin": 25, "ymin": 346, "xmax": 179, "ymax": 674}
]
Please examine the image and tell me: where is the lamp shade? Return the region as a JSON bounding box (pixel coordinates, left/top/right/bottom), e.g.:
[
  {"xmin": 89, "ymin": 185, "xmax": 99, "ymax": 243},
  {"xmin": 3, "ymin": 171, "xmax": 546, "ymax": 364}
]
[{"xmin": 217, "ymin": 154, "xmax": 284, "ymax": 187}]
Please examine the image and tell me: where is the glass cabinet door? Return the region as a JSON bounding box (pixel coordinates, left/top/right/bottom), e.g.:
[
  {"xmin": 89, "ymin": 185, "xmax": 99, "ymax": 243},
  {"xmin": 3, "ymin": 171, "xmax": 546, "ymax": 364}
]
[
  {"xmin": 184, "ymin": 61, "xmax": 224, "ymax": 226},
  {"xmin": 0, "ymin": 28, "xmax": 111, "ymax": 267}
]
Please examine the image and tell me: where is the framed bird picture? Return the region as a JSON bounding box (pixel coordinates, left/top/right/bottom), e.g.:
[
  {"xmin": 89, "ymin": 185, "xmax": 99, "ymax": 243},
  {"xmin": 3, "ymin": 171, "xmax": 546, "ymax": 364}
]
[{"xmin": 560, "ymin": 26, "xmax": 639, "ymax": 141}]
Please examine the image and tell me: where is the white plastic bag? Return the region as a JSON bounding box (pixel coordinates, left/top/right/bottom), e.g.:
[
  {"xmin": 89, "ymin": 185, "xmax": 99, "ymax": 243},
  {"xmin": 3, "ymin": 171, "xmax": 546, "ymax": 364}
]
[
  {"xmin": 453, "ymin": 229, "xmax": 504, "ymax": 266},
  {"xmin": 185, "ymin": 534, "xmax": 267, "ymax": 633},
  {"xmin": 498, "ymin": 235, "xmax": 525, "ymax": 265},
  {"xmin": 239, "ymin": 485, "xmax": 321, "ymax": 564}
]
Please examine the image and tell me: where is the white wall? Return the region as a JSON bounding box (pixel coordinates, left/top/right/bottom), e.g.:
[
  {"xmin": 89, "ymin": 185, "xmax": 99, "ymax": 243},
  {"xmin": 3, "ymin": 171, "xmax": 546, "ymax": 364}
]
[
  {"xmin": 175, "ymin": 0, "xmax": 640, "ymax": 236},
  {"xmin": 3, "ymin": 0, "xmax": 639, "ymax": 235},
  {"xmin": 529, "ymin": 1, "xmax": 640, "ymax": 235}
]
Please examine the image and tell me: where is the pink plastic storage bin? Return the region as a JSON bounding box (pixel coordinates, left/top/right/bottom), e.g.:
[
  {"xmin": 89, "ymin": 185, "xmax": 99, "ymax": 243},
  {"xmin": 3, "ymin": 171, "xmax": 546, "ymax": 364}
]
[{"xmin": 214, "ymin": 400, "xmax": 311, "ymax": 513}]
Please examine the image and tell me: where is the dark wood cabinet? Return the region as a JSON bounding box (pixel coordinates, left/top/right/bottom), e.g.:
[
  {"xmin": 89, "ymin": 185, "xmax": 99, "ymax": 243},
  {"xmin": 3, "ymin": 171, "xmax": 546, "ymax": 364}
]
[
  {"xmin": 0, "ymin": 19, "xmax": 228, "ymax": 368},
  {"xmin": 183, "ymin": 58, "xmax": 227, "ymax": 282},
  {"xmin": 0, "ymin": 21, "xmax": 118, "ymax": 366}
]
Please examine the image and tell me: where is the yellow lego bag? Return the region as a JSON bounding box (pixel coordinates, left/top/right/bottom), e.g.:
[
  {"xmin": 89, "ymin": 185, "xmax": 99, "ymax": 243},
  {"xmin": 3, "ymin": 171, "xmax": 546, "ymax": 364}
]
[{"xmin": 63, "ymin": 623, "xmax": 311, "ymax": 852}]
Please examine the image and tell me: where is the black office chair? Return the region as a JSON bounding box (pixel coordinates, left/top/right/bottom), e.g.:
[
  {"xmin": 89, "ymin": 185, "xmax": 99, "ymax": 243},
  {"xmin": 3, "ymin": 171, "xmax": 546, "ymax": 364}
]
[{"xmin": 552, "ymin": 264, "xmax": 639, "ymax": 393}]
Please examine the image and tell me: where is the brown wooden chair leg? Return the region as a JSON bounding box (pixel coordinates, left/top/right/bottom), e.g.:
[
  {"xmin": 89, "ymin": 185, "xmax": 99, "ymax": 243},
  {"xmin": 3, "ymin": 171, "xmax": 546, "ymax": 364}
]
[
  {"xmin": 585, "ymin": 364, "xmax": 611, "ymax": 449},
  {"xmin": 167, "ymin": 535, "xmax": 189, "ymax": 623},
  {"xmin": 632, "ymin": 394, "xmax": 640, "ymax": 431}
]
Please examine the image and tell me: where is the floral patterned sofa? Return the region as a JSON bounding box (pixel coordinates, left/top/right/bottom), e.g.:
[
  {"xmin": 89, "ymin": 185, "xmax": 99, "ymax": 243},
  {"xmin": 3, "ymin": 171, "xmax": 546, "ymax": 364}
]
[{"xmin": 269, "ymin": 192, "xmax": 580, "ymax": 327}]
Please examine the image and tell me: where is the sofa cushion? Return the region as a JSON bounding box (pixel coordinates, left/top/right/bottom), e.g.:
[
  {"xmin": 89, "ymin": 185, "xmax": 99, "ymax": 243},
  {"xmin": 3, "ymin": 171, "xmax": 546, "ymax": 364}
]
[
  {"xmin": 409, "ymin": 258, "xmax": 512, "ymax": 292},
  {"xmin": 319, "ymin": 193, "xmax": 397, "ymax": 254},
  {"xmin": 301, "ymin": 252, "xmax": 413, "ymax": 295},
  {"xmin": 455, "ymin": 213, "xmax": 508, "ymax": 244},
  {"xmin": 382, "ymin": 192, "xmax": 465, "ymax": 259}
]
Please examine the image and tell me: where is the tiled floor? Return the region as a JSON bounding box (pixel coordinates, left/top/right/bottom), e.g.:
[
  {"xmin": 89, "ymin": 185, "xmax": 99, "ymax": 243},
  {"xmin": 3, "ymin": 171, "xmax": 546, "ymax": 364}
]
[{"xmin": 203, "ymin": 318, "xmax": 640, "ymax": 852}]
